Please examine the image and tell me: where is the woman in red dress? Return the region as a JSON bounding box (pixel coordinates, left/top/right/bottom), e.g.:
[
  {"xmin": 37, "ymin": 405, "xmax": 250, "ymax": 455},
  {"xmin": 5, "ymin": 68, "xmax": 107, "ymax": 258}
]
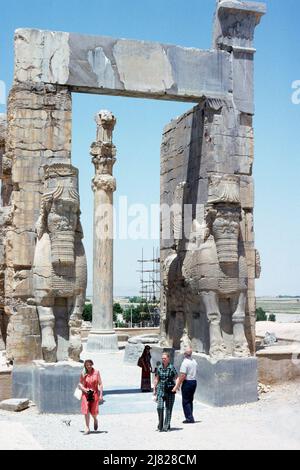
[{"xmin": 79, "ymin": 359, "xmax": 103, "ymax": 435}]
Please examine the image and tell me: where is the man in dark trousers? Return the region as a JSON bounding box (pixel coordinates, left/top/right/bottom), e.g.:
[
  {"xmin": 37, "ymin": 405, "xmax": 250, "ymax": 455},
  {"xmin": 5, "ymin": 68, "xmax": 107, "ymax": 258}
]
[{"xmin": 173, "ymin": 347, "xmax": 197, "ymax": 423}]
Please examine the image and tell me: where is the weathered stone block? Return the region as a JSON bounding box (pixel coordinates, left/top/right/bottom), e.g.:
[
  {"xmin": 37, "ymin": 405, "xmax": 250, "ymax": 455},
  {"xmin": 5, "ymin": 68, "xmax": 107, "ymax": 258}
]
[
  {"xmin": 213, "ymin": 1, "xmax": 266, "ymax": 113},
  {"xmin": 232, "ymin": 51, "xmax": 255, "ymax": 114},
  {"xmin": 241, "ymin": 210, "xmax": 255, "ymax": 243},
  {"xmin": 8, "ymin": 108, "xmax": 71, "ymax": 153},
  {"xmin": 6, "ymin": 306, "xmax": 42, "ymax": 364},
  {"xmin": 0, "ymin": 368, "xmax": 12, "ymax": 401},
  {"xmin": 175, "ymin": 352, "xmax": 258, "ymax": 406},
  {"xmin": 14, "ymin": 29, "xmax": 70, "ymax": 84},
  {"xmin": 257, "ymin": 346, "xmax": 300, "ymax": 384},
  {"xmin": 11, "ymin": 232, "xmax": 36, "ymax": 268},
  {"xmin": 12, "ymin": 157, "xmax": 41, "ymax": 183},
  {"xmin": 0, "ymin": 114, "xmax": 6, "ymax": 140},
  {"xmin": 0, "ymin": 398, "xmax": 29, "ymax": 412},
  {"xmin": 14, "ymin": 29, "xmax": 232, "ymax": 102},
  {"xmin": 13, "ymin": 188, "xmax": 41, "ymax": 230},
  {"xmin": 213, "ymin": 2, "xmax": 266, "ymax": 46},
  {"xmin": 240, "ymin": 178, "xmax": 254, "ymax": 211},
  {"xmin": 0, "ymin": 114, "xmax": 7, "ymax": 177},
  {"xmin": 12, "ymin": 361, "xmax": 83, "ymax": 414}
]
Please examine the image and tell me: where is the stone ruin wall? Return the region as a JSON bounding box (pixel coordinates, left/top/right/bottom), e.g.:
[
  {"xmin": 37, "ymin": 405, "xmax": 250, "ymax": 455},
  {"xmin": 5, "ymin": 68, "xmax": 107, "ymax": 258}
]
[
  {"xmin": 3, "ymin": 84, "xmax": 72, "ymax": 362},
  {"xmin": 160, "ymin": 100, "xmax": 259, "ymax": 353},
  {"xmin": 0, "ymin": 114, "xmax": 8, "ymax": 350}
]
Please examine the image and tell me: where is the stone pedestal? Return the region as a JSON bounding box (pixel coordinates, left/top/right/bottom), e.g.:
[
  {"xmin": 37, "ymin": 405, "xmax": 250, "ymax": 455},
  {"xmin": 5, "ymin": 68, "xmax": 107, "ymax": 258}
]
[
  {"xmin": 12, "ymin": 360, "xmax": 83, "ymax": 414},
  {"xmin": 174, "ymin": 352, "xmax": 258, "ymax": 407},
  {"xmin": 86, "ymin": 331, "xmax": 118, "ymax": 352}
]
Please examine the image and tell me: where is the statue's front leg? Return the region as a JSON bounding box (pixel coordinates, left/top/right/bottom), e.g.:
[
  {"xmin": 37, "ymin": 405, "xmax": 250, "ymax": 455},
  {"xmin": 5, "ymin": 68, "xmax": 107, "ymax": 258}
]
[
  {"xmin": 232, "ymin": 292, "xmax": 250, "ymax": 357},
  {"xmin": 68, "ymin": 295, "xmax": 83, "ymax": 362},
  {"xmin": 159, "ymin": 311, "xmax": 170, "ymax": 347},
  {"xmin": 69, "ymin": 292, "xmax": 84, "ymax": 321},
  {"xmin": 159, "ymin": 285, "xmax": 170, "ymax": 347},
  {"xmin": 202, "ymin": 291, "xmax": 226, "ymax": 359},
  {"xmin": 37, "ymin": 306, "xmax": 57, "ymax": 363}
]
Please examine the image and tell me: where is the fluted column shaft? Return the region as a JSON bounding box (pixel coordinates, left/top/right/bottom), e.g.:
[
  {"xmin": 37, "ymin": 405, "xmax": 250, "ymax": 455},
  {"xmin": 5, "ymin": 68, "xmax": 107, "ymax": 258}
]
[{"xmin": 87, "ymin": 110, "xmax": 118, "ymax": 351}]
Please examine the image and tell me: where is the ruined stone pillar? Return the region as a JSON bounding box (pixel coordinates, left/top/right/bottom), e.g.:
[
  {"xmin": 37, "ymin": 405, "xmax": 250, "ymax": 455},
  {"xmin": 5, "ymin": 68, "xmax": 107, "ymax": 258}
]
[
  {"xmin": 5, "ymin": 83, "xmax": 72, "ymax": 362},
  {"xmin": 212, "ymin": 0, "xmax": 266, "ymax": 353},
  {"xmin": 0, "ymin": 114, "xmax": 7, "ymax": 350},
  {"xmin": 86, "ymin": 110, "xmax": 118, "ymax": 352}
]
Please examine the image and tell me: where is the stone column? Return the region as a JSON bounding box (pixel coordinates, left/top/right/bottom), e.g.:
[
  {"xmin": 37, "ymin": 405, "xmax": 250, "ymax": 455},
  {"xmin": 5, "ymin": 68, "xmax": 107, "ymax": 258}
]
[{"xmin": 86, "ymin": 110, "xmax": 118, "ymax": 352}]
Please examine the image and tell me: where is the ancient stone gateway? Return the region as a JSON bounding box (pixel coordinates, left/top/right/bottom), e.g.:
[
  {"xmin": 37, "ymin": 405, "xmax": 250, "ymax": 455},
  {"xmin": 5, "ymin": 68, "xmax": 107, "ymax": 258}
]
[{"xmin": 1, "ymin": 1, "xmax": 266, "ymax": 409}]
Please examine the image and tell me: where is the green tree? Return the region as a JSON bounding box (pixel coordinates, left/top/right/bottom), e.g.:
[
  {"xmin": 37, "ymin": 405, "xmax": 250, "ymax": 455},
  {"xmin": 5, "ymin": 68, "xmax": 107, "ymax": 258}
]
[
  {"xmin": 124, "ymin": 307, "xmax": 141, "ymax": 324},
  {"xmin": 113, "ymin": 303, "xmax": 123, "ymax": 314},
  {"xmin": 268, "ymin": 313, "xmax": 276, "ymax": 322},
  {"xmin": 256, "ymin": 307, "xmax": 267, "ymax": 322},
  {"xmin": 129, "ymin": 296, "xmax": 143, "ymax": 304},
  {"xmin": 82, "ymin": 303, "xmax": 92, "ymax": 322}
]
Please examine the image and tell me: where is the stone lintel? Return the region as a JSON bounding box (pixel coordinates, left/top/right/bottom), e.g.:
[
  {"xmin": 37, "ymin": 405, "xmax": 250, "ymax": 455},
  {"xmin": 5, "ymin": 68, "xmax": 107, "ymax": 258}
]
[{"xmin": 14, "ymin": 29, "xmax": 232, "ymax": 103}]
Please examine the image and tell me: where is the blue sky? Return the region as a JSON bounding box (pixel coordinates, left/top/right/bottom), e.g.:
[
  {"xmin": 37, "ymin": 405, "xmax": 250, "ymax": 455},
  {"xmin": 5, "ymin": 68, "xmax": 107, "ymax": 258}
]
[{"xmin": 1, "ymin": 0, "xmax": 300, "ymax": 297}]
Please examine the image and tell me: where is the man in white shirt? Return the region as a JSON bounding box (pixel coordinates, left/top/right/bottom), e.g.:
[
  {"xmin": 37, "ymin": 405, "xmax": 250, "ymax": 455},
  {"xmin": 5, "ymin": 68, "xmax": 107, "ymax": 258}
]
[{"xmin": 173, "ymin": 347, "xmax": 197, "ymax": 423}]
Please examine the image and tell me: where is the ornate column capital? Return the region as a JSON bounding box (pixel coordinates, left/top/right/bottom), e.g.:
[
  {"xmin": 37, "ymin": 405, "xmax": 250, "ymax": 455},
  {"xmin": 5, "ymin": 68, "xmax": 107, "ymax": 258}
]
[
  {"xmin": 90, "ymin": 141, "xmax": 116, "ymax": 159},
  {"xmin": 92, "ymin": 174, "xmax": 116, "ymax": 193}
]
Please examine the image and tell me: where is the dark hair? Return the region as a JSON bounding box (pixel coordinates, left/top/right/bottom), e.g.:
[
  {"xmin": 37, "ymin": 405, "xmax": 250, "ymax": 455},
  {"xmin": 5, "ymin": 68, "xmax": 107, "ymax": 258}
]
[
  {"xmin": 142, "ymin": 345, "xmax": 151, "ymax": 358},
  {"xmin": 83, "ymin": 359, "xmax": 94, "ymax": 375}
]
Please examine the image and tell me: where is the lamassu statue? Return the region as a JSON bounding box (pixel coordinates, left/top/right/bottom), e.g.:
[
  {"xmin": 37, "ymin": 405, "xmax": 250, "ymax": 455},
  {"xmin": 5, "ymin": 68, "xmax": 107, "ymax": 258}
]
[
  {"xmin": 162, "ymin": 174, "xmax": 252, "ymax": 359},
  {"xmin": 32, "ymin": 164, "xmax": 87, "ymax": 363}
]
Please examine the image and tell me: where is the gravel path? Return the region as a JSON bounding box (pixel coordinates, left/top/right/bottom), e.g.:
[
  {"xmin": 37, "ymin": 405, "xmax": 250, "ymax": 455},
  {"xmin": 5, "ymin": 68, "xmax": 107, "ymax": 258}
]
[{"xmin": 0, "ymin": 350, "xmax": 300, "ymax": 450}]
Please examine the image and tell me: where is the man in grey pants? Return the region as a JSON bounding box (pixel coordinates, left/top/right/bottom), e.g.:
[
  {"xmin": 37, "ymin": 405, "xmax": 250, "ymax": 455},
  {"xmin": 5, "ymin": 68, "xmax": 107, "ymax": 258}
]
[{"xmin": 173, "ymin": 347, "xmax": 197, "ymax": 423}]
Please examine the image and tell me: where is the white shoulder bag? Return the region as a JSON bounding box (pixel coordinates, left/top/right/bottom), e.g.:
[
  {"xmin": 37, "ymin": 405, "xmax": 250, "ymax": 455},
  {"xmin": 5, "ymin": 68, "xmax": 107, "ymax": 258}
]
[{"xmin": 74, "ymin": 385, "xmax": 82, "ymax": 400}]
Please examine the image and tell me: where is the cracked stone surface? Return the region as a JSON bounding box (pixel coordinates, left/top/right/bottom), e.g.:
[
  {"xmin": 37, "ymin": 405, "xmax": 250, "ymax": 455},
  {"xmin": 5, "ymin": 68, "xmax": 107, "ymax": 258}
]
[{"xmin": 14, "ymin": 29, "xmax": 233, "ymax": 103}]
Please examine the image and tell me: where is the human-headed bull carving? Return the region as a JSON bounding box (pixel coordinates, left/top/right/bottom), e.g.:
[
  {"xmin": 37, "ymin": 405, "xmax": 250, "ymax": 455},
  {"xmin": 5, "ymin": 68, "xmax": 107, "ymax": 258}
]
[
  {"xmin": 162, "ymin": 174, "xmax": 250, "ymax": 359},
  {"xmin": 33, "ymin": 164, "xmax": 87, "ymax": 363}
]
